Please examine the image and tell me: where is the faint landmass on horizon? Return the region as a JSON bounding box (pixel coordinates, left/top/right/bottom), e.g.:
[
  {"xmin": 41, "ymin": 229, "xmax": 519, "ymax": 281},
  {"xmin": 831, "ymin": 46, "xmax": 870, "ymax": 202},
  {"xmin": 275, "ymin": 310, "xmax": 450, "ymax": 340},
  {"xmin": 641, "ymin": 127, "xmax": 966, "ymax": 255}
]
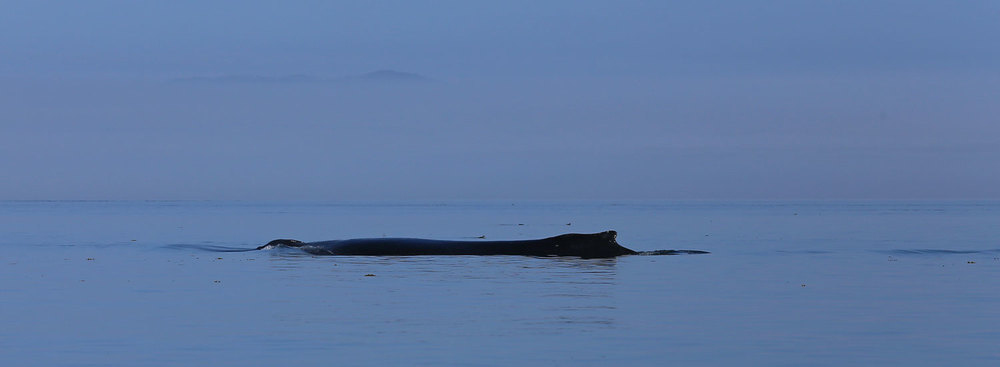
[{"xmin": 170, "ymin": 69, "xmax": 429, "ymax": 84}]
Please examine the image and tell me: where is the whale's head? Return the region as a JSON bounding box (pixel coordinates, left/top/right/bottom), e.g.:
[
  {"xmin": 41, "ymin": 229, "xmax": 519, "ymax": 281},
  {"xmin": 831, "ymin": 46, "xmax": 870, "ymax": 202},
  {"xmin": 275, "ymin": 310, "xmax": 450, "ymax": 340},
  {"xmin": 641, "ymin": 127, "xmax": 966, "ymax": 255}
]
[
  {"xmin": 257, "ymin": 239, "xmax": 305, "ymax": 250},
  {"xmin": 551, "ymin": 230, "xmax": 637, "ymax": 258}
]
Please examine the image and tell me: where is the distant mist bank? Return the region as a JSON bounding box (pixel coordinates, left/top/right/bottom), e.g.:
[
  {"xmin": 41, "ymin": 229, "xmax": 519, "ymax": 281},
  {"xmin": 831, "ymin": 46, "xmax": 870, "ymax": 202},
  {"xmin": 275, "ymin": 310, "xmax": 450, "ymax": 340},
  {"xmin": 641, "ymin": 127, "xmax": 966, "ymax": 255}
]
[{"xmin": 2, "ymin": 71, "xmax": 998, "ymax": 200}]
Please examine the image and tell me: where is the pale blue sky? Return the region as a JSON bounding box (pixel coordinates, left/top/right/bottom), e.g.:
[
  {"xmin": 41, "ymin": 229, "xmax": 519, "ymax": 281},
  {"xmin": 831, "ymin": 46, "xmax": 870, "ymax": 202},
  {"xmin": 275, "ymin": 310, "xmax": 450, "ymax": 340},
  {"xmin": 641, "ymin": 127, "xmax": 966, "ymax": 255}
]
[{"xmin": 1, "ymin": 1, "xmax": 998, "ymax": 199}]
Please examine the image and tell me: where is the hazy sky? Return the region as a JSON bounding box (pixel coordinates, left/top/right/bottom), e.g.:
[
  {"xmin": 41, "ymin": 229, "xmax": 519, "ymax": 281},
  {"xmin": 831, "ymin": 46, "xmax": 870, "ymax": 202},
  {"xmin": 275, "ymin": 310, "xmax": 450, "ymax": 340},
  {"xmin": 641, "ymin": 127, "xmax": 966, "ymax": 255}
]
[{"xmin": 1, "ymin": 1, "xmax": 998, "ymax": 199}]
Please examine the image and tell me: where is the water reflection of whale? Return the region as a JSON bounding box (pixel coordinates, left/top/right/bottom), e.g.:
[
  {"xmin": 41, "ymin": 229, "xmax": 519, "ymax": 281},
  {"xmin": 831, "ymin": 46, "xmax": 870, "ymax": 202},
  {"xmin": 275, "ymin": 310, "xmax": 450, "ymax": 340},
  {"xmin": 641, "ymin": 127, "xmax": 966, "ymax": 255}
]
[{"xmin": 257, "ymin": 230, "xmax": 709, "ymax": 259}]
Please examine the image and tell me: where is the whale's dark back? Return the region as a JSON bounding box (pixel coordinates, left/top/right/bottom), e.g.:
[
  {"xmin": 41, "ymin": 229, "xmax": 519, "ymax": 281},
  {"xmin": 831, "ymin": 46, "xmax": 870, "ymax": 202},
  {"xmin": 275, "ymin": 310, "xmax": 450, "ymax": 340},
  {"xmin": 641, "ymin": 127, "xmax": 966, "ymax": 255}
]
[{"xmin": 261, "ymin": 230, "xmax": 637, "ymax": 258}]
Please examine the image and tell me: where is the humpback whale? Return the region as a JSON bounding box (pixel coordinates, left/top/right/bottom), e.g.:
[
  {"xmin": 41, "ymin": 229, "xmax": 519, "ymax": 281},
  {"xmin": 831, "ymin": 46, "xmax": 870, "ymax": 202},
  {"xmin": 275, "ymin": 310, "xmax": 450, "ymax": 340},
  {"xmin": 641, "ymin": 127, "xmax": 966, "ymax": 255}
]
[{"xmin": 258, "ymin": 230, "xmax": 708, "ymax": 258}]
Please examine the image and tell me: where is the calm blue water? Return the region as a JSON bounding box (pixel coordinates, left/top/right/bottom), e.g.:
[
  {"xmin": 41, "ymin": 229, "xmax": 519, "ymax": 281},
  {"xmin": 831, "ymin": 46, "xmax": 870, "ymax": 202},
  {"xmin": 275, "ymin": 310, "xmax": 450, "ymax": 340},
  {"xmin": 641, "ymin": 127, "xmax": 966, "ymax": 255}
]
[{"xmin": 2, "ymin": 200, "xmax": 999, "ymax": 366}]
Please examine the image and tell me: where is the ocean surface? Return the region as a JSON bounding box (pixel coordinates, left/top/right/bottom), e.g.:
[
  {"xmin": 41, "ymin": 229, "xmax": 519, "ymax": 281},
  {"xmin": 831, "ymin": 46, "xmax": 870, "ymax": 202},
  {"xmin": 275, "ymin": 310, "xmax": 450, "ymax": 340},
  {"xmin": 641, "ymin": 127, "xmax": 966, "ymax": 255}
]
[{"xmin": 1, "ymin": 200, "xmax": 998, "ymax": 366}]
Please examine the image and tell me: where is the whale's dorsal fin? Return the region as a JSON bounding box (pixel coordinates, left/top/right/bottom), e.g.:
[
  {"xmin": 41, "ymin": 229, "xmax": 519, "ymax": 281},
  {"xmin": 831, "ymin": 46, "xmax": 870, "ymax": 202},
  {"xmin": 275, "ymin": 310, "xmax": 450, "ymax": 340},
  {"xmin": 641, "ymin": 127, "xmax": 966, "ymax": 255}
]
[{"xmin": 601, "ymin": 230, "xmax": 617, "ymax": 241}]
